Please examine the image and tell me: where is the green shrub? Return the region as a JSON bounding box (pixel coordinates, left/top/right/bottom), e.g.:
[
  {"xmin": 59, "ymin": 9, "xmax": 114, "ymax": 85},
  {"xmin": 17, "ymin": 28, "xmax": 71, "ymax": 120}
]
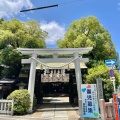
[{"xmin": 7, "ymin": 89, "xmax": 31, "ymax": 115}]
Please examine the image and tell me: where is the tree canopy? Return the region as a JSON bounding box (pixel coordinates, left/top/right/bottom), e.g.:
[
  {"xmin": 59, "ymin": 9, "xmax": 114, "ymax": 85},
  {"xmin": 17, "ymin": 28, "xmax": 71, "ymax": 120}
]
[
  {"xmin": 57, "ymin": 16, "xmax": 117, "ymax": 60},
  {"xmin": 0, "ymin": 19, "xmax": 47, "ymax": 49},
  {"xmin": 0, "ymin": 19, "xmax": 47, "ymax": 78}
]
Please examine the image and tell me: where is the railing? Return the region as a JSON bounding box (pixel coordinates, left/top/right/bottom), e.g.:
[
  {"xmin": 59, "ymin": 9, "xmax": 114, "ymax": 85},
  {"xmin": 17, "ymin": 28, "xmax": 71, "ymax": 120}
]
[
  {"xmin": 0, "ymin": 99, "xmax": 14, "ymax": 115},
  {"xmin": 99, "ymin": 99, "xmax": 114, "ymax": 120}
]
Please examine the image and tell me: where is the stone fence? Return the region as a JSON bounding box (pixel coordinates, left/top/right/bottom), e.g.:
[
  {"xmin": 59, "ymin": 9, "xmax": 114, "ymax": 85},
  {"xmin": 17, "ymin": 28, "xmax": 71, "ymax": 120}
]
[
  {"xmin": 99, "ymin": 99, "xmax": 114, "ymax": 120},
  {"xmin": 0, "ymin": 99, "xmax": 14, "ymax": 115}
]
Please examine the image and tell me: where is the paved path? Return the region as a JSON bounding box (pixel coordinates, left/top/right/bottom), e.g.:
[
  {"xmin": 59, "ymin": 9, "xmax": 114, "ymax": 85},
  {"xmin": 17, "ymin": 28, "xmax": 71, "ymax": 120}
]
[
  {"xmin": 0, "ymin": 97, "xmax": 80, "ymax": 120},
  {"xmin": 40, "ymin": 97, "xmax": 69, "ymax": 120}
]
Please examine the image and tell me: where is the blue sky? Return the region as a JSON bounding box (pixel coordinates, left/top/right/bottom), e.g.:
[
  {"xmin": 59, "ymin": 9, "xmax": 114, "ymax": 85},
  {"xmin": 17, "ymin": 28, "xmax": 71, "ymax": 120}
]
[{"xmin": 0, "ymin": 0, "xmax": 120, "ymax": 55}]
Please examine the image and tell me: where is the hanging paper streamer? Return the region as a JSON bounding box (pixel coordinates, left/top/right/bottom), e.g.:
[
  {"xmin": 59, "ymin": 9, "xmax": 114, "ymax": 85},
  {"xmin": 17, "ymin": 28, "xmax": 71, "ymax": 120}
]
[
  {"xmin": 44, "ymin": 69, "xmax": 46, "ymax": 76},
  {"xmin": 62, "ymin": 69, "xmax": 65, "ymax": 76},
  {"xmin": 50, "ymin": 70, "xmax": 53, "ymax": 78},
  {"xmin": 56, "ymin": 69, "xmax": 60, "ymax": 78}
]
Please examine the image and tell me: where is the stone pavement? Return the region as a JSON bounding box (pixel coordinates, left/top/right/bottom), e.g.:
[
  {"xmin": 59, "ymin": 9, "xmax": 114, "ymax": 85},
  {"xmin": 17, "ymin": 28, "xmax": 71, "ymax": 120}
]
[{"xmin": 0, "ymin": 97, "xmax": 80, "ymax": 120}]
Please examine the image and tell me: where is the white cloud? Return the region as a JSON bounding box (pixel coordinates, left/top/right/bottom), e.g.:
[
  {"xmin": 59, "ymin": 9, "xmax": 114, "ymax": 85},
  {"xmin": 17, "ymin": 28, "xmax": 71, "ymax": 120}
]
[
  {"xmin": 41, "ymin": 21, "xmax": 66, "ymax": 45},
  {"xmin": 0, "ymin": 0, "xmax": 33, "ymax": 18},
  {"xmin": 118, "ymin": 3, "xmax": 120, "ymax": 10}
]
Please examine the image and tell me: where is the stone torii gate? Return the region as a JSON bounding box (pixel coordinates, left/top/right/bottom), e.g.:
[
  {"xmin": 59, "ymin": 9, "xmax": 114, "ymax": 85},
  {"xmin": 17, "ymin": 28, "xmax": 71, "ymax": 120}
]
[{"xmin": 17, "ymin": 47, "xmax": 93, "ymax": 117}]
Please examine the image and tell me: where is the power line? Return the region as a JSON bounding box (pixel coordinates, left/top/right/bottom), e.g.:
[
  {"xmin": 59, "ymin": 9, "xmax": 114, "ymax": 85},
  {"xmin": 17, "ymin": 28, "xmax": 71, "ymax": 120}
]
[
  {"xmin": 20, "ymin": 0, "xmax": 82, "ymax": 13},
  {"xmin": 20, "ymin": 4, "xmax": 58, "ymax": 12}
]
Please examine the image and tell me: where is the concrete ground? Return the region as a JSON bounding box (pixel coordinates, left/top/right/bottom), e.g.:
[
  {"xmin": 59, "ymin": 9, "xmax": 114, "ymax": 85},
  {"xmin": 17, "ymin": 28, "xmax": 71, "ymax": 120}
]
[{"xmin": 0, "ymin": 97, "xmax": 80, "ymax": 120}]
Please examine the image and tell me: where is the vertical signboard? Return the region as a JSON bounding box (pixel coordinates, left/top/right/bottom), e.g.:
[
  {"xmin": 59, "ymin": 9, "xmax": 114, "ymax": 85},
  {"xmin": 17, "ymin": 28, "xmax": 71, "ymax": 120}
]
[
  {"xmin": 81, "ymin": 84, "xmax": 99, "ymax": 118},
  {"xmin": 113, "ymin": 93, "xmax": 119, "ymax": 120},
  {"xmin": 96, "ymin": 78, "xmax": 103, "ymax": 100}
]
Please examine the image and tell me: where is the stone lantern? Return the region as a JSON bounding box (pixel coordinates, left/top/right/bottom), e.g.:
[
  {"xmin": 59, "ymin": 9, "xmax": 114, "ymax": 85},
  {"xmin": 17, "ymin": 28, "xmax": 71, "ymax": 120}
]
[{"xmin": 17, "ymin": 82, "xmax": 26, "ymax": 89}]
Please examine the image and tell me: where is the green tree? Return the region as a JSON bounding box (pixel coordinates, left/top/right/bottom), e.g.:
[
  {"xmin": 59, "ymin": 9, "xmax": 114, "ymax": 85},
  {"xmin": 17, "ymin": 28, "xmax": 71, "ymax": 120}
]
[
  {"xmin": 0, "ymin": 19, "xmax": 47, "ymax": 78},
  {"xmin": 85, "ymin": 64, "xmax": 120, "ymax": 101},
  {"xmin": 57, "ymin": 16, "xmax": 117, "ymax": 60},
  {"xmin": 0, "ymin": 19, "xmax": 47, "ymax": 48},
  {"xmin": 0, "ymin": 18, "xmax": 4, "ymax": 24},
  {"xmin": 0, "ymin": 47, "xmax": 22, "ymax": 78},
  {"xmin": 57, "ymin": 16, "xmax": 118, "ymax": 101}
]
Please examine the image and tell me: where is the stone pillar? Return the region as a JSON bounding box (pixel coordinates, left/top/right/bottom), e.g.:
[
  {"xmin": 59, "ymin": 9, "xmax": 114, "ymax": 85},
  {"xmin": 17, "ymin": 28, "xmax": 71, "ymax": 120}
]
[
  {"xmin": 74, "ymin": 52, "xmax": 82, "ymax": 118},
  {"xmin": 99, "ymin": 99, "xmax": 106, "ymax": 120},
  {"xmin": 28, "ymin": 53, "xmax": 37, "ymax": 112}
]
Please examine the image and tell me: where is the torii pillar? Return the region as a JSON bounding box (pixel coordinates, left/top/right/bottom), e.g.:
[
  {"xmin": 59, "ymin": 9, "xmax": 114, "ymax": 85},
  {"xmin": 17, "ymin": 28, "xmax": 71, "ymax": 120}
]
[
  {"xmin": 17, "ymin": 47, "xmax": 93, "ymax": 117},
  {"xmin": 28, "ymin": 53, "xmax": 37, "ymax": 112},
  {"xmin": 74, "ymin": 52, "xmax": 82, "ymax": 117}
]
